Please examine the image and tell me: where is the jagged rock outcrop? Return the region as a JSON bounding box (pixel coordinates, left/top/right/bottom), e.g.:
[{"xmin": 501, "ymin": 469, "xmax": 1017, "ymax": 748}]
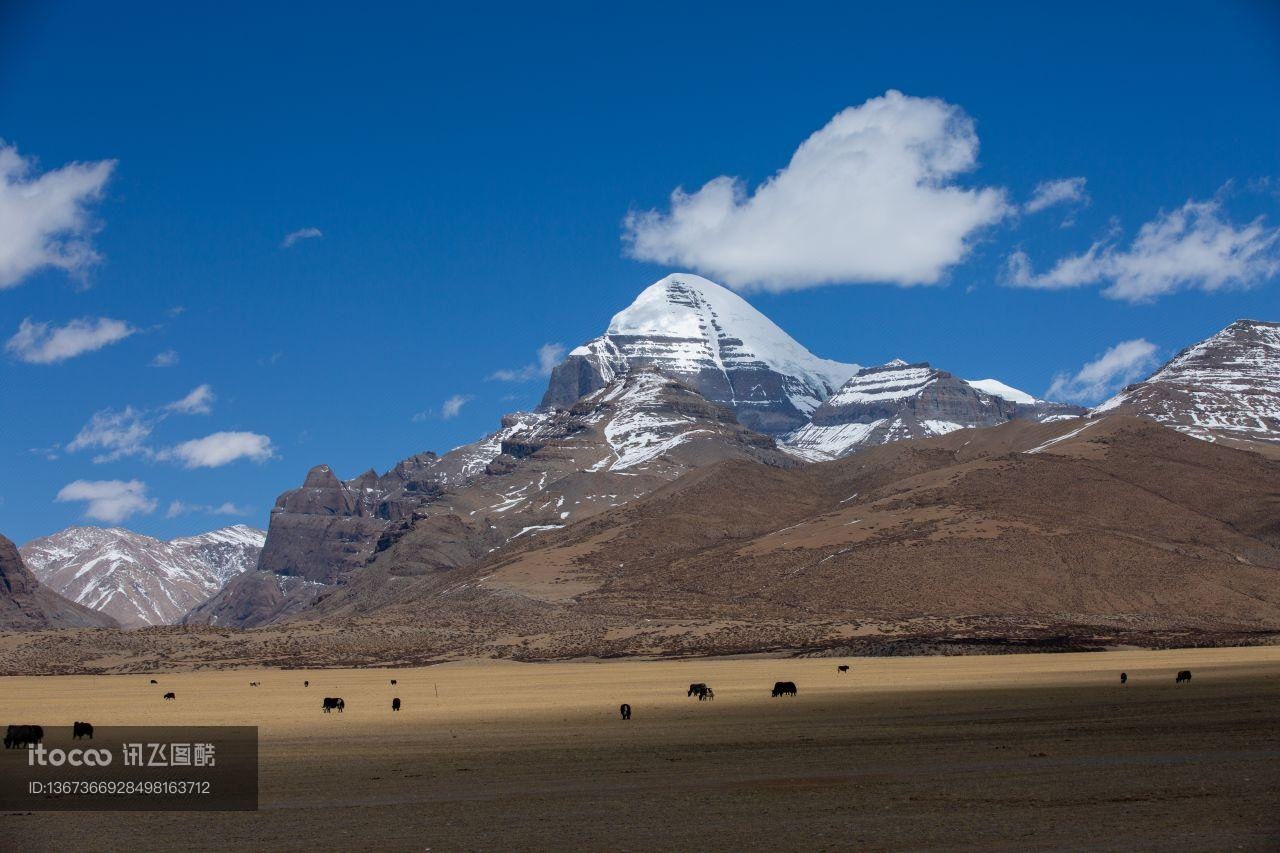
[
  {"xmin": 541, "ymin": 273, "xmax": 857, "ymax": 434},
  {"xmin": 1095, "ymin": 319, "xmax": 1280, "ymax": 445},
  {"xmin": 783, "ymin": 361, "xmax": 1084, "ymax": 460},
  {"xmin": 0, "ymin": 534, "xmax": 118, "ymax": 631},
  {"xmin": 20, "ymin": 525, "xmax": 264, "ymax": 627}
]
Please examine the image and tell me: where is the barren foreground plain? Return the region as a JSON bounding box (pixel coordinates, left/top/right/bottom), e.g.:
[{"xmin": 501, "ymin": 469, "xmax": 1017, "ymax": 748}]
[{"xmin": 3, "ymin": 647, "xmax": 1279, "ymax": 851}]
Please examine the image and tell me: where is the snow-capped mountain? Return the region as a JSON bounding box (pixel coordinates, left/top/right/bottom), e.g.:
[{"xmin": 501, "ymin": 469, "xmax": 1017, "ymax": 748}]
[
  {"xmin": 1095, "ymin": 319, "xmax": 1280, "ymax": 445},
  {"xmin": 782, "ymin": 360, "xmax": 1084, "ymax": 461},
  {"xmin": 190, "ymin": 367, "xmax": 791, "ymax": 627},
  {"xmin": 20, "ymin": 525, "xmax": 265, "ymax": 627},
  {"xmin": 542, "ymin": 274, "xmax": 858, "ymax": 434},
  {"xmin": 0, "ymin": 534, "xmax": 118, "ymax": 631}
]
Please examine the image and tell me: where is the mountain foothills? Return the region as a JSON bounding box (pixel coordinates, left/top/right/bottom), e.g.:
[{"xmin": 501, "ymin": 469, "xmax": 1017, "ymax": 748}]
[
  {"xmin": 1, "ymin": 275, "xmax": 1277, "ymax": 668},
  {"xmin": 19, "ymin": 526, "xmax": 264, "ymax": 627}
]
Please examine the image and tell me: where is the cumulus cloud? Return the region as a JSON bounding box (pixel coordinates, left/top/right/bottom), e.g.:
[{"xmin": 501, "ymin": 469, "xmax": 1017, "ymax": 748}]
[
  {"xmin": 150, "ymin": 349, "xmax": 179, "ymax": 367},
  {"xmin": 66, "ymin": 406, "xmax": 153, "ymax": 462},
  {"xmin": 5, "ymin": 317, "xmax": 134, "ymax": 364},
  {"xmin": 489, "ymin": 343, "xmax": 566, "ymax": 381},
  {"xmin": 441, "ymin": 394, "xmax": 473, "ymax": 419},
  {"xmin": 159, "ymin": 431, "xmax": 275, "ymax": 469},
  {"xmin": 164, "ymin": 384, "xmax": 215, "ymax": 415},
  {"xmin": 623, "ymin": 90, "xmax": 1011, "ymax": 291},
  {"xmin": 281, "ymin": 227, "xmax": 322, "ymax": 248},
  {"xmin": 1025, "ymin": 177, "xmax": 1088, "ymax": 214},
  {"xmin": 0, "ymin": 142, "xmax": 115, "ymax": 289},
  {"xmin": 1006, "ymin": 198, "xmax": 1280, "ymax": 302},
  {"xmin": 1046, "ymin": 339, "xmax": 1160, "ymax": 404},
  {"xmin": 56, "ymin": 479, "xmax": 156, "ymax": 523},
  {"xmin": 166, "ymin": 499, "xmax": 250, "ymax": 518}
]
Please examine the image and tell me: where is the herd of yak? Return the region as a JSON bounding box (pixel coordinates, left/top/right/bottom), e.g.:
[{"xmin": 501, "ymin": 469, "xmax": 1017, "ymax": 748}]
[{"xmin": 3, "ymin": 668, "xmax": 1195, "ymax": 746}]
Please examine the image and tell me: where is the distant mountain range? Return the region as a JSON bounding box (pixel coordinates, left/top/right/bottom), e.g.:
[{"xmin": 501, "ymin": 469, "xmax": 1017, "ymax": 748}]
[
  {"xmin": 20, "ymin": 525, "xmax": 263, "ymax": 627},
  {"xmin": 3, "ymin": 274, "xmax": 1276, "ymax": 646}
]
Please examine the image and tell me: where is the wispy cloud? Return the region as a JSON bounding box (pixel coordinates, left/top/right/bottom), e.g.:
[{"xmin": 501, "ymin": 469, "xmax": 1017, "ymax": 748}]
[
  {"xmin": 441, "ymin": 394, "xmax": 473, "ymax": 420},
  {"xmin": 1046, "ymin": 339, "xmax": 1160, "ymax": 404},
  {"xmin": 65, "ymin": 386, "xmax": 273, "ymax": 467},
  {"xmin": 158, "ymin": 431, "xmax": 275, "ymax": 468},
  {"xmin": 166, "ymin": 499, "xmax": 251, "ymax": 519},
  {"xmin": 624, "ymin": 90, "xmax": 1011, "ymax": 291},
  {"xmin": 56, "ymin": 479, "xmax": 156, "ymax": 523},
  {"xmin": 1006, "ymin": 196, "xmax": 1280, "ymax": 302},
  {"xmin": 489, "ymin": 343, "xmax": 566, "ymax": 381},
  {"xmin": 150, "ymin": 349, "xmax": 179, "ymax": 367},
  {"xmin": 5, "ymin": 317, "xmax": 134, "ymax": 364},
  {"xmin": 281, "ymin": 227, "xmax": 322, "ymax": 248},
  {"xmin": 1025, "ymin": 177, "xmax": 1089, "ymax": 214},
  {"xmin": 66, "ymin": 406, "xmax": 153, "ymax": 462},
  {"xmin": 164, "ymin": 384, "xmax": 215, "ymax": 415},
  {"xmin": 0, "ymin": 142, "xmax": 116, "ymax": 289}
]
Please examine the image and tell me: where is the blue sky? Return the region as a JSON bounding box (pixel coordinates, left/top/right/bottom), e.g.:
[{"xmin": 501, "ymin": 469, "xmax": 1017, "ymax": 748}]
[{"xmin": 2, "ymin": 1, "xmax": 1278, "ymax": 544}]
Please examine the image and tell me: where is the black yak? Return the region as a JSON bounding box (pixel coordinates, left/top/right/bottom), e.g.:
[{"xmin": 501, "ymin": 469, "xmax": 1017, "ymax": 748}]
[
  {"xmin": 163, "ymin": 692, "xmax": 176, "ymax": 700},
  {"xmin": 1176, "ymin": 670, "xmax": 1192, "ymax": 684},
  {"xmin": 837, "ymin": 665, "xmax": 850, "ymax": 673},
  {"xmin": 392, "ymin": 698, "xmax": 401, "ymax": 712},
  {"xmin": 322, "ymin": 697, "xmax": 345, "ymax": 713},
  {"xmin": 619, "ymin": 703, "xmax": 631, "ymax": 721},
  {"xmin": 771, "ymin": 681, "xmax": 798, "ymax": 697},
  {"xmin": 73, "ymin": 721, "xmax": 94, "ymax": 740}
]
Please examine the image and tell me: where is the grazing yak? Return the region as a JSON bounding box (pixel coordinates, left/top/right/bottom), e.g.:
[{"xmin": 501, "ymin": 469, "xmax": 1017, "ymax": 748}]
[
  {"xmin": 1176, "ymin": 670, "xmax": 1192, "ymax": 684},
  {"xmin": 5, "ymin": 725, "xmax": 44, "ymax": 749},
  {"xmin": 149, "ymin": 679, "xmax": 158, "ymax": 685},
  {"xmin": 390, "ymin": 679, "xmax": 397, "ymax": 685},
  {"xmin": 322, "ymin": 697, "xmax": 345, "ymax": 713},
  {"xmin": 163, "ymin": 692, "xmax": 176, "ymax": 700},
  {"xmin": 392, "ymin": 698, "xmax": 401, "ymax": 712},
  {"xmin": 1120, "ymin": 672, "xmax": 1128, "ymax": 685},
  {"xmin": 304, "ymin": 680, "xmax": 310, "ymax": 688},
  {"xmin": 771, "ymin": 681, "xmax": 798, "ymax": 698},
  {"xmin": 687, "ymin": 683, "xmax": 708, "ymax": 699},
  {"xmin": 837, "ymin": 665, "xmax": 850, "ymax": 673},
  {"xmin": 73, "ymin": 721, "xmax": 94, "ymax": 740},
  {"xmin": 619, "ymin": 703, "xmax": 631, "ymax": 721}
]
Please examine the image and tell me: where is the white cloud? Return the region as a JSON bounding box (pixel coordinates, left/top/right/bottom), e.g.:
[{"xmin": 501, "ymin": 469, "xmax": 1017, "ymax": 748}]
[
  {"xmin": 66, "ymin": 406, "xmax": 153, "ymax": 462},
  {"xmin": 489, "ymin": 342, "xmax": 566, "ymax": 381},
  {"xmin": 623, "ymin": 90, "xmax": 1011, "ymax": 291},
  {"xmin": 150, "ymin": 349, "xmax": 179, "ymax": 367},
  {"xmin": 441, "ymin": 394, "xmax": 473, "ymax": 419},
  {"xmin": 1025, "ymin": 177, "xmax": 1088, "ymax": 214},
  {"xmin": 0, "ymin": 142, "xmax": 116, "ymax": 289},
  {"xmin": 281, "ymin": 227, "xmax": 322, "ymax": 248},
  {"xmin": 1046, "ymin": 339, "xmax": 1160, "ymax": 404},
  {"xmin": 159, "ymin": 431, "xmax": 275, "ymax": 468},
  {"xmin": 165, "ymin": 384, "xmax": 215, "ymax": 415},
  {"xmin": 5, "ymin": 316, "xmax": 134, "ymax": 364},
  {"xmin": 56, "ymin": 479, "xmax": 156, "ymax": 523},
  {"xmin": 166, "ymin": 499, "xmax": 250, "ymax": 518},
  {"xmin": 1006, "ymin": 198, "xmax": 1280, "ymax": 302}
]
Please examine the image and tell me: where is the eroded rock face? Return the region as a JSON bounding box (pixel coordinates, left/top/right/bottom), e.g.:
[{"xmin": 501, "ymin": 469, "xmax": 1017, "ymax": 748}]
[
  {"xmin": 0, "ymin": 534, "xmax": 118, "ymax": 631},
  {"xmin": 541, "ymin": 274, "xmax": 857, "ymax": 434},
  {"xmin": 1095, "ymin": 319, "xmax": 1280, "ymax": 445}
]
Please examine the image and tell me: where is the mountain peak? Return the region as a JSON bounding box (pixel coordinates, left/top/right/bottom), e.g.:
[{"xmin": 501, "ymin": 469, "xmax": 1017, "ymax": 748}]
[
  {"xmin": 544, "ymin": 273, "xmax": 858, "ymax": 433},
  {"xmin": 1094, "ymin": 318, "xmax": 1280, "ymax": 444}
]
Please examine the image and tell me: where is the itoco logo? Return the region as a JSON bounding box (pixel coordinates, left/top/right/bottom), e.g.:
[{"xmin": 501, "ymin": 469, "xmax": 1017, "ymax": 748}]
[{"xmin": 27, "ymin": 744, "xmax": 113, "ymax": 767}]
